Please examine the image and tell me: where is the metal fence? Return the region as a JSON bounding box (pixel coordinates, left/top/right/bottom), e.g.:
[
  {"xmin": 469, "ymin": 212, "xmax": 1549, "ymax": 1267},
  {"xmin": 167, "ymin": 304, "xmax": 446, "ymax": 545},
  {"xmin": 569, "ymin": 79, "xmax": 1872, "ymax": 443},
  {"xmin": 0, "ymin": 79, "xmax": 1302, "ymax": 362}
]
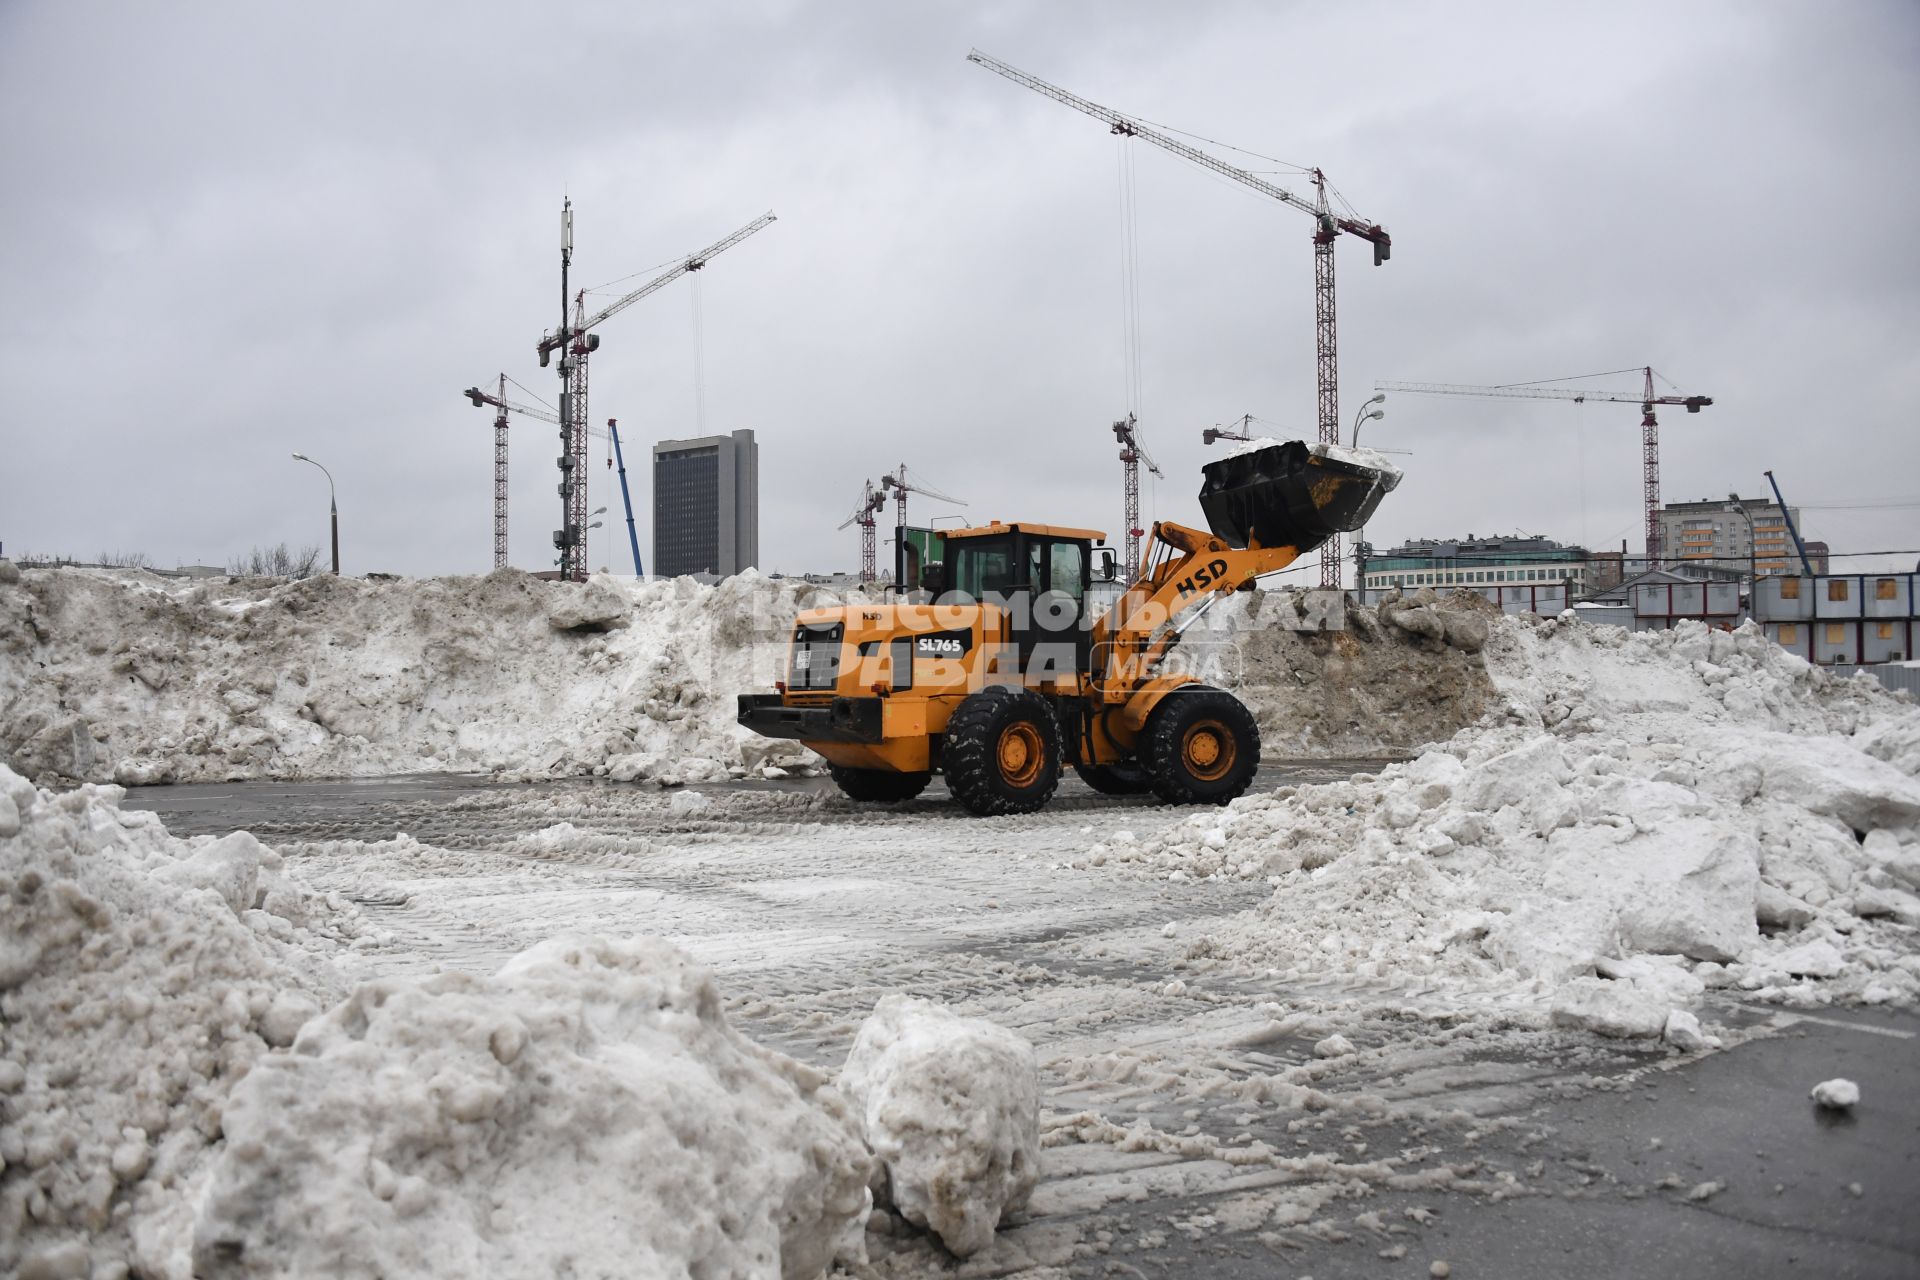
[{"xmin": 1859, "ymin": 663, "xmax": 1920, "ymax": 698}]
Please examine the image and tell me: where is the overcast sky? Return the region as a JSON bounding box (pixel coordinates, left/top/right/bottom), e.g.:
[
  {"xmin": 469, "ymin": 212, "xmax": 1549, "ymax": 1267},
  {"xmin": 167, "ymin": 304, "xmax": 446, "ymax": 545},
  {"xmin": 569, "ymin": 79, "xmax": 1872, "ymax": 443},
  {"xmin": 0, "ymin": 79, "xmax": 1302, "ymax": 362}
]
[{"xmin": 3, "ymin": 1, "xmax": 1915, "ymax": 579}]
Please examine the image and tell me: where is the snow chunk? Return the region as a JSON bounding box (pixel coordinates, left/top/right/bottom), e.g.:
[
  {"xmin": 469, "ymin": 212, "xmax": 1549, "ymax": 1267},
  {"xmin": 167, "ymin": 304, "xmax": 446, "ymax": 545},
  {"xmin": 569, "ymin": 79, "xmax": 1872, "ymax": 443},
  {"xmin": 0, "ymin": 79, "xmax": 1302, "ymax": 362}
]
[
  {"xmin": 157, "ymin": 829, "xmax": 267, "ymax": 914},
  {"xmin": 1663, "ymin": 1009, "xmax": 1710, "ymax": 1052},
  {"xmin": 669, "ymin": 789, "xmax": 713, "ymax": 817},
  {"xmin": 1313, "ymin": 1033, "xmax": 1357, "ymax": 1058},
  {"xmin": 1771, "ymin": 938, "xmax": 1848, "ymax": 978},
  {"xmin": 1810, "ymin": 1077, "xmax": 1860, "ymax": 1109},
  {"xmin": 838, "ymin": 996, "xmax": 1039, "ymax": 1258},
  {"xmin": 543, "ymin": 578, "xmax": 629, "ymax": 631},
  {"xmin": 192, "ymin": 936, "xmax": 872, "ymax": 1279},
  {"xmin": 1729, "ymin": 734, "xmax": 1920, "ymax": 832},
  {"xmin": 1549, "ymin": 978, "xmax": 1668, "ymax": 1039}
]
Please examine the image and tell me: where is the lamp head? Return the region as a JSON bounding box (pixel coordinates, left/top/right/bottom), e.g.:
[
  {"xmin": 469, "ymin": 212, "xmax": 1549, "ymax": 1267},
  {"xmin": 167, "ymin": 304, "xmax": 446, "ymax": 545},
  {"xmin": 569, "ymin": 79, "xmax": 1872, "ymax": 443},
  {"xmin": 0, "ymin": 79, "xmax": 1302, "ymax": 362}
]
[
  {"xmin": 1365, "ymin": 392, "xmax": 1387, "ymax": 408},
  {"xmin": 292, "ymin": 452, "xmax": 308, "ymax": 462}
]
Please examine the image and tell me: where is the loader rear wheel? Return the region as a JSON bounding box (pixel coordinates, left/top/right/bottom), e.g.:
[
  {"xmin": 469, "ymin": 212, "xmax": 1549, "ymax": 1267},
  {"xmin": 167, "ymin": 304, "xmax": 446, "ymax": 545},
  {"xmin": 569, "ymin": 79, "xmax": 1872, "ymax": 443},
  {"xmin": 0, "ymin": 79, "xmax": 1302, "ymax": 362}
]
[
  {"xmin": 1142, "ymin": 685, "xmax": 1260, "ymax": 806},
  {"xmin": 828, "ymin": 765, "xmax": 932, "ymax": 803},
  {"xmin": 1074, "ymin": 761, "xmax": 1153, "ymax": 796},
  {"xmin": 943, "ymin": 686, "xmax": 1061, "ymax": 816}
]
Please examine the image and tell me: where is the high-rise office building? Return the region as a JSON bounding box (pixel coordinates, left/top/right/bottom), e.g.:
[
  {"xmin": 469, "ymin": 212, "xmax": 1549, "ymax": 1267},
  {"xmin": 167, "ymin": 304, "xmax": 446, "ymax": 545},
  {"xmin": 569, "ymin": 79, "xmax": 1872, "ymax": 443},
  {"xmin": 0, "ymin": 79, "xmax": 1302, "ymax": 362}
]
[{"xmin": 652, "ymin": 429, "xmax": 759, "ymax": 577}]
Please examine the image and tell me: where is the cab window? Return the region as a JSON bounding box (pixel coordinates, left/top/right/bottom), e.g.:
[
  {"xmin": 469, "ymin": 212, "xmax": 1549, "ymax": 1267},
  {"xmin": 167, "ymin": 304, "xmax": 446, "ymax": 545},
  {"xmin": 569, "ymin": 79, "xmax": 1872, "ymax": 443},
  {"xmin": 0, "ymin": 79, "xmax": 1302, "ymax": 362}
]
[
  {"xmin": 949, "ymin": 537, "xmax": 1016, "ymax": 599},
  {"xmin": 1047, "ymin": 541, "xmax": 1086, "ymax": 600}
]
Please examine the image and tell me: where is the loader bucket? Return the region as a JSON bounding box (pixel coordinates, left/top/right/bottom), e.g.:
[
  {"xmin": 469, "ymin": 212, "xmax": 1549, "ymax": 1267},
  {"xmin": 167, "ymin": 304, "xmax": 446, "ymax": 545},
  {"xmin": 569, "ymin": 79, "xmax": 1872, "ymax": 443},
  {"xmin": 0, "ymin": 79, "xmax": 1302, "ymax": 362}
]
[{"xmin": 1198, "ymin": 440, "xmax": 1402, "ymax": 552}]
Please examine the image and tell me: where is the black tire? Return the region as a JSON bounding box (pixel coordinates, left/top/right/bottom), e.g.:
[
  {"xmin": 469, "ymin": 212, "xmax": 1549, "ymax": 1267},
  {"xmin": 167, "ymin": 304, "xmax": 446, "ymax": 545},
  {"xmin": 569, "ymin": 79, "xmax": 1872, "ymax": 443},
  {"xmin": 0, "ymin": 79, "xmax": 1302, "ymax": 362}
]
[
  {"xmin": 1141, "ymin": 684, "xmax": 1260, "ymax": 806},
  {"xmin": 828, "ymin": 764, "xmax": 932, "ymax": 803},
  {"xmin": 942, "ymin": 685, "xmax": 1062, "ymax": 816},
  {"xmin": 1074, "ymin": 761, "xmax": 1154, "ymax": 796}
]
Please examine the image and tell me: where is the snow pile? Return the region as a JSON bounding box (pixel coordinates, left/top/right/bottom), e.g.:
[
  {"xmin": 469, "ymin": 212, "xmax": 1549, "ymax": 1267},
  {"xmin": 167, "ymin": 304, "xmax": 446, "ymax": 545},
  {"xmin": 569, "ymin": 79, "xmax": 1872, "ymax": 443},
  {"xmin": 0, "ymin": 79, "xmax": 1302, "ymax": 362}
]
[
  {"xmin": 3, "ymin": 564, "xmax": 1502, "ymax": 787},
  {"xmin": 1179, "ymin": 587, "xmax": 1499, "ymax": 756},
  {"xmin": 838, "ymin": 995, "xmax": 1040, "ymax": 1258},
  {"xmin": 0, "ymin": 762, "xmax": 362, "ymax": 1279},
  {"xmin": 191, "ymin": 935, "xmax": 874, "ymax": 1280},
  {"xmin": 0, "ymin": 566, "xmax": 845, "ymax": 787},
  {"xmin": 1221, "ymin": 436, "xmax": 1406, "ymax": 492},
  {"xmin": 1103, "ymin": 618, "xmax": 1920, "ymax": 1021}
]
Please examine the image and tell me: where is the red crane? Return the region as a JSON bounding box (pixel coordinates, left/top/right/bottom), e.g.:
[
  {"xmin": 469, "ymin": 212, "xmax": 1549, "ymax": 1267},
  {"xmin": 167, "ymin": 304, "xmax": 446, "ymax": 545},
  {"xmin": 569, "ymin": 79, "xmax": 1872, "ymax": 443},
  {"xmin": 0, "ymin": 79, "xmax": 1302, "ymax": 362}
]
[
  {"xmin": 1112, "ymin": 413, "xmax": 1163, "ymax": 585},
  {"xmin": 1375, "ymin": 368, "xmax": 1712, "ymax": 566},
  {"xmin": 537, "ymin": 205, "xmax": 776, "ymax": 580},
  {"xmin": 838, "ymin": 480, "xmax": 886, "ymax": 585},
  {"xmin": 967, "ymin": 49, "xmax": 1391, "ymax": 588}
]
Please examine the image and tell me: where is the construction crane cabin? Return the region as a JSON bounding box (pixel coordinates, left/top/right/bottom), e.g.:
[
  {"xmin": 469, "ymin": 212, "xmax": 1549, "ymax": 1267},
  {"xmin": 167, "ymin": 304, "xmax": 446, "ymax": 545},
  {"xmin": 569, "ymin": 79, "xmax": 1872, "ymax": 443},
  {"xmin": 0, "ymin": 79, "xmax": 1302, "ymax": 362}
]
[
  {"xmin": 536, "ymin": 202, "xmax": 777, "ymax": 581},
  {"xmin": 967, "ymin": 49, "xmax": 1391, "ymax": 588}
]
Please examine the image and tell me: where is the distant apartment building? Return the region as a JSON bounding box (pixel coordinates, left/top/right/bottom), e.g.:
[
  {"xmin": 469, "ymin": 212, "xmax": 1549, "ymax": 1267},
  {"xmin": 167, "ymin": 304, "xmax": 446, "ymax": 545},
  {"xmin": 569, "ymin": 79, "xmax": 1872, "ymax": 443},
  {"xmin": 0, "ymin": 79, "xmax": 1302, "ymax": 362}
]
[
  {"xmin": 652, "ymin": 429, "xmax": 759, "ymax": 578},
  {"xmin": 1362, "ymin": 534, "xmax": 1591, "ymax": 613},
  {"xmin": 1658, "ymin": 497, "xmax": 1806, "ymax": 576}
]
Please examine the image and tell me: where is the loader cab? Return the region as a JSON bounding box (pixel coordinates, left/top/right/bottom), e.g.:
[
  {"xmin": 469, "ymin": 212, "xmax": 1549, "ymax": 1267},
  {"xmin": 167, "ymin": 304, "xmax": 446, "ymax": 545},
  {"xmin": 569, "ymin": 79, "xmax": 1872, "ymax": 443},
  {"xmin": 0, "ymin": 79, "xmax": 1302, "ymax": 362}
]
[{"xmin": 936, "ymin": 521, "xmax": 1109, "ymax": 683}]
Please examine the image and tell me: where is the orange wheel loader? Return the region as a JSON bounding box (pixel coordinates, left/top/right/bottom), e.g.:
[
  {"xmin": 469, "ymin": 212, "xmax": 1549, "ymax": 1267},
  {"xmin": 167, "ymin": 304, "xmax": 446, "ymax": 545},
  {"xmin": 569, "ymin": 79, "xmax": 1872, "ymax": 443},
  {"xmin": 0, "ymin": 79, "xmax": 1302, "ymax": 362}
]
[{"xmin": 738, "ymin": 441, "xmax": 1400, "ymax": 815}]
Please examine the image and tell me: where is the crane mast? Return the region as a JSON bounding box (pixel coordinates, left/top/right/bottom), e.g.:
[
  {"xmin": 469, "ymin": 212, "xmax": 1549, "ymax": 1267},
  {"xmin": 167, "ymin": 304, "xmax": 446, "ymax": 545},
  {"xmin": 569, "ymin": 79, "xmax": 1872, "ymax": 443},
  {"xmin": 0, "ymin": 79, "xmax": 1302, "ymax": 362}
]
[
  {"xmin": 492, "ymin": 375, "xmax": 509, "ymax": 568},
  {"xmin": 537, "ymin": 207, "xmax": 777, "ymax": 581},
  {"xmin": 838, "ymin": 481, "xmax": 886, "ymax": 584},
  {"xmin": 1374, "ymin": 369, "xmax": 1712, "ymax": 568},
  {"xmin": 1112, "ymin": 413, "xmax": 1163, "ymax": 584},
  {"xmin": 463, "ymin": 383, "xmax": 616, "ymax": 571},
  {"xmin": 967, "ymin": 49, "xmax": 1390, "ymax": 589}
]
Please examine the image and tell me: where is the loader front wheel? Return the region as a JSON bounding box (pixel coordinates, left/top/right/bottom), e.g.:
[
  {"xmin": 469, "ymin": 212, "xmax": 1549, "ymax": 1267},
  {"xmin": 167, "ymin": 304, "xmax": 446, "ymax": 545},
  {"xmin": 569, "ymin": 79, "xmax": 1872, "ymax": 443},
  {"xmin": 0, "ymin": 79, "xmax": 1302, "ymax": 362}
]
[
  {"xmin": 828, "ymin": 764, "xmax": 932, "ymax": 803},
  {"xmin": 943, "ymin": 686, "xmax": 1061, "ymax": 816},
  {"xmin": 1142, "ymin": 685, "xmax": 1260, "ymax": 806}
]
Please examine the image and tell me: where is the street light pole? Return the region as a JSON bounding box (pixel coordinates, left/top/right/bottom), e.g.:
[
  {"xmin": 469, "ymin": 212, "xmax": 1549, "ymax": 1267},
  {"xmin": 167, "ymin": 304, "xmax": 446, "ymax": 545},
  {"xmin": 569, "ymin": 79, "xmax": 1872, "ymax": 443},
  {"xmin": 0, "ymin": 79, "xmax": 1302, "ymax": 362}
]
[
  {"xmin": 1349, "ymin": 394, "xmax": 1386, "ymax": 594},
  {"xmin": 1350, "ymin": 393, "xmax": 1386, "ymax": 447},
  {"xmin": 292, "ymin": 453, "xmax": 339, "ymax": 574},
  {"xmin": 1729, "ymin": 493, "xmax": 1755, "ymax": 619}
]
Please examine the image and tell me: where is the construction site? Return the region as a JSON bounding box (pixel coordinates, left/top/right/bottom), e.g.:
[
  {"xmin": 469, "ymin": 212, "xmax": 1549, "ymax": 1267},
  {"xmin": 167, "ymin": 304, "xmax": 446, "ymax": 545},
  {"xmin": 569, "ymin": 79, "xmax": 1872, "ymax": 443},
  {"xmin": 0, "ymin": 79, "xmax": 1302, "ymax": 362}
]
[{"xmin": 4, "ymin": 8, "xmax": 1919, "ymax": 1280}]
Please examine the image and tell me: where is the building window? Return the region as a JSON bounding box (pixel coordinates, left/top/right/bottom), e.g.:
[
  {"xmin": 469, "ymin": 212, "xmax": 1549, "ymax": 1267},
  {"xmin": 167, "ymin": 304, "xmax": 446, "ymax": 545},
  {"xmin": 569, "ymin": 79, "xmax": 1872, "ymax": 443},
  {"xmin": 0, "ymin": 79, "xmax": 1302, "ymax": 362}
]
[
  {"xmin": 1877, "ymin": 578, "xmax": 1897, "ymax": 600},
  {"xmin": 1780, "ymin": 625, "xmax": 1798, "ymax": 644},
  {"xmin": 1825, "ymin": 623, "xmax": 1846, "ymax": 644},
  {"xmin": 1878, "ymin": 622, "xmax": 1895, "ymax": 640},
  {"xmin": 1828, "ymin": 579, "xmax": 1849, "ymax": 602},
  {"xmin": 1780, "ymin": 578, "xmax": 1801, "ymax": 600}
]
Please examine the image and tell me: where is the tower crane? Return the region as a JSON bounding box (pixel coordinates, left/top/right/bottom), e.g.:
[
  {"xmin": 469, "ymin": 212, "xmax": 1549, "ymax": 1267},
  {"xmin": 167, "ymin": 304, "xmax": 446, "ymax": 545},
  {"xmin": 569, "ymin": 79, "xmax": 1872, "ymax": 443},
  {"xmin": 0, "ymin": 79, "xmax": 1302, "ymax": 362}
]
[
  {"xmin": 1373, "ymin": 368, "xmax": 1712, "ymax": 566},
  {"xmin": 967, "ymin": 49, "xmax": 1391, "ymax": 589},
  {"xmin": 464, "ymin": 374, "xmax": 515, "ymax": 569},
  {"xmin": 1112, "ymin": 414, "xmax": 1163, "ymax": 585},
  {"xmin": 538, "ymin": 205, "xmax": 776, "ymax": 581},
  {"xmin": 462, "ymin": 383, "xmax": 617, "ymax": 571},
  {"xmin": 838, "ymin": 480, "xmax": 887, "ymax": 585},
  {"xmin": 881, "ymin": 466, "xmax": 966, "ymax": 589},
  {"xmin": 880, "ymin": 465, "xmax": 967, "ymax": 535}
]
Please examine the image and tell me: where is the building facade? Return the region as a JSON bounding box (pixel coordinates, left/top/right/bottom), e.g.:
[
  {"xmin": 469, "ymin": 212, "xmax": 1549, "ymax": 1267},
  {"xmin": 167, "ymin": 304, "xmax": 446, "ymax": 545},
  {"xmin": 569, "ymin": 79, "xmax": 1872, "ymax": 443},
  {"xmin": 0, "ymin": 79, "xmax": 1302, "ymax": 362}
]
[
  {"xmin": 652, "ymin": 429, "xmax": 759, "ymax": 578},
  {"xmin": 1657, "ymin": 497, "xmax": 1804, "ymax": 576},
  {"xmin": 1361, "ymin": 534, "xmax": 1591, "ymax": 604},
  {"xmin": 1756, "ymin": 571, "xmax": 1919, "ymax": 665}
]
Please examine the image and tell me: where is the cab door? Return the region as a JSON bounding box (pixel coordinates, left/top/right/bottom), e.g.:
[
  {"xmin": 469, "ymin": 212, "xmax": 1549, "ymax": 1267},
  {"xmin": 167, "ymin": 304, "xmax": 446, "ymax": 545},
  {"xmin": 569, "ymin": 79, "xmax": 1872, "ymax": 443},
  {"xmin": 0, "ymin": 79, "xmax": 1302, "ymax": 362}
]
[{"xmin": 1007, "ymin": 537, "xmax": 1087, "ymax": 686}]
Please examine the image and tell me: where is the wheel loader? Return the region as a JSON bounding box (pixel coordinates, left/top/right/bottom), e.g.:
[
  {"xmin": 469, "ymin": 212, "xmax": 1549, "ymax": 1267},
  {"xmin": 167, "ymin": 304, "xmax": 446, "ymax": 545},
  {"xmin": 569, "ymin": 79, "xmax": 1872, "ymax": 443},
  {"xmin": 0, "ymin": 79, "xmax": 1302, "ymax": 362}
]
[{"xmin": 738, "ymin": 440, "xmax": 1401, "ymax": 815}]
